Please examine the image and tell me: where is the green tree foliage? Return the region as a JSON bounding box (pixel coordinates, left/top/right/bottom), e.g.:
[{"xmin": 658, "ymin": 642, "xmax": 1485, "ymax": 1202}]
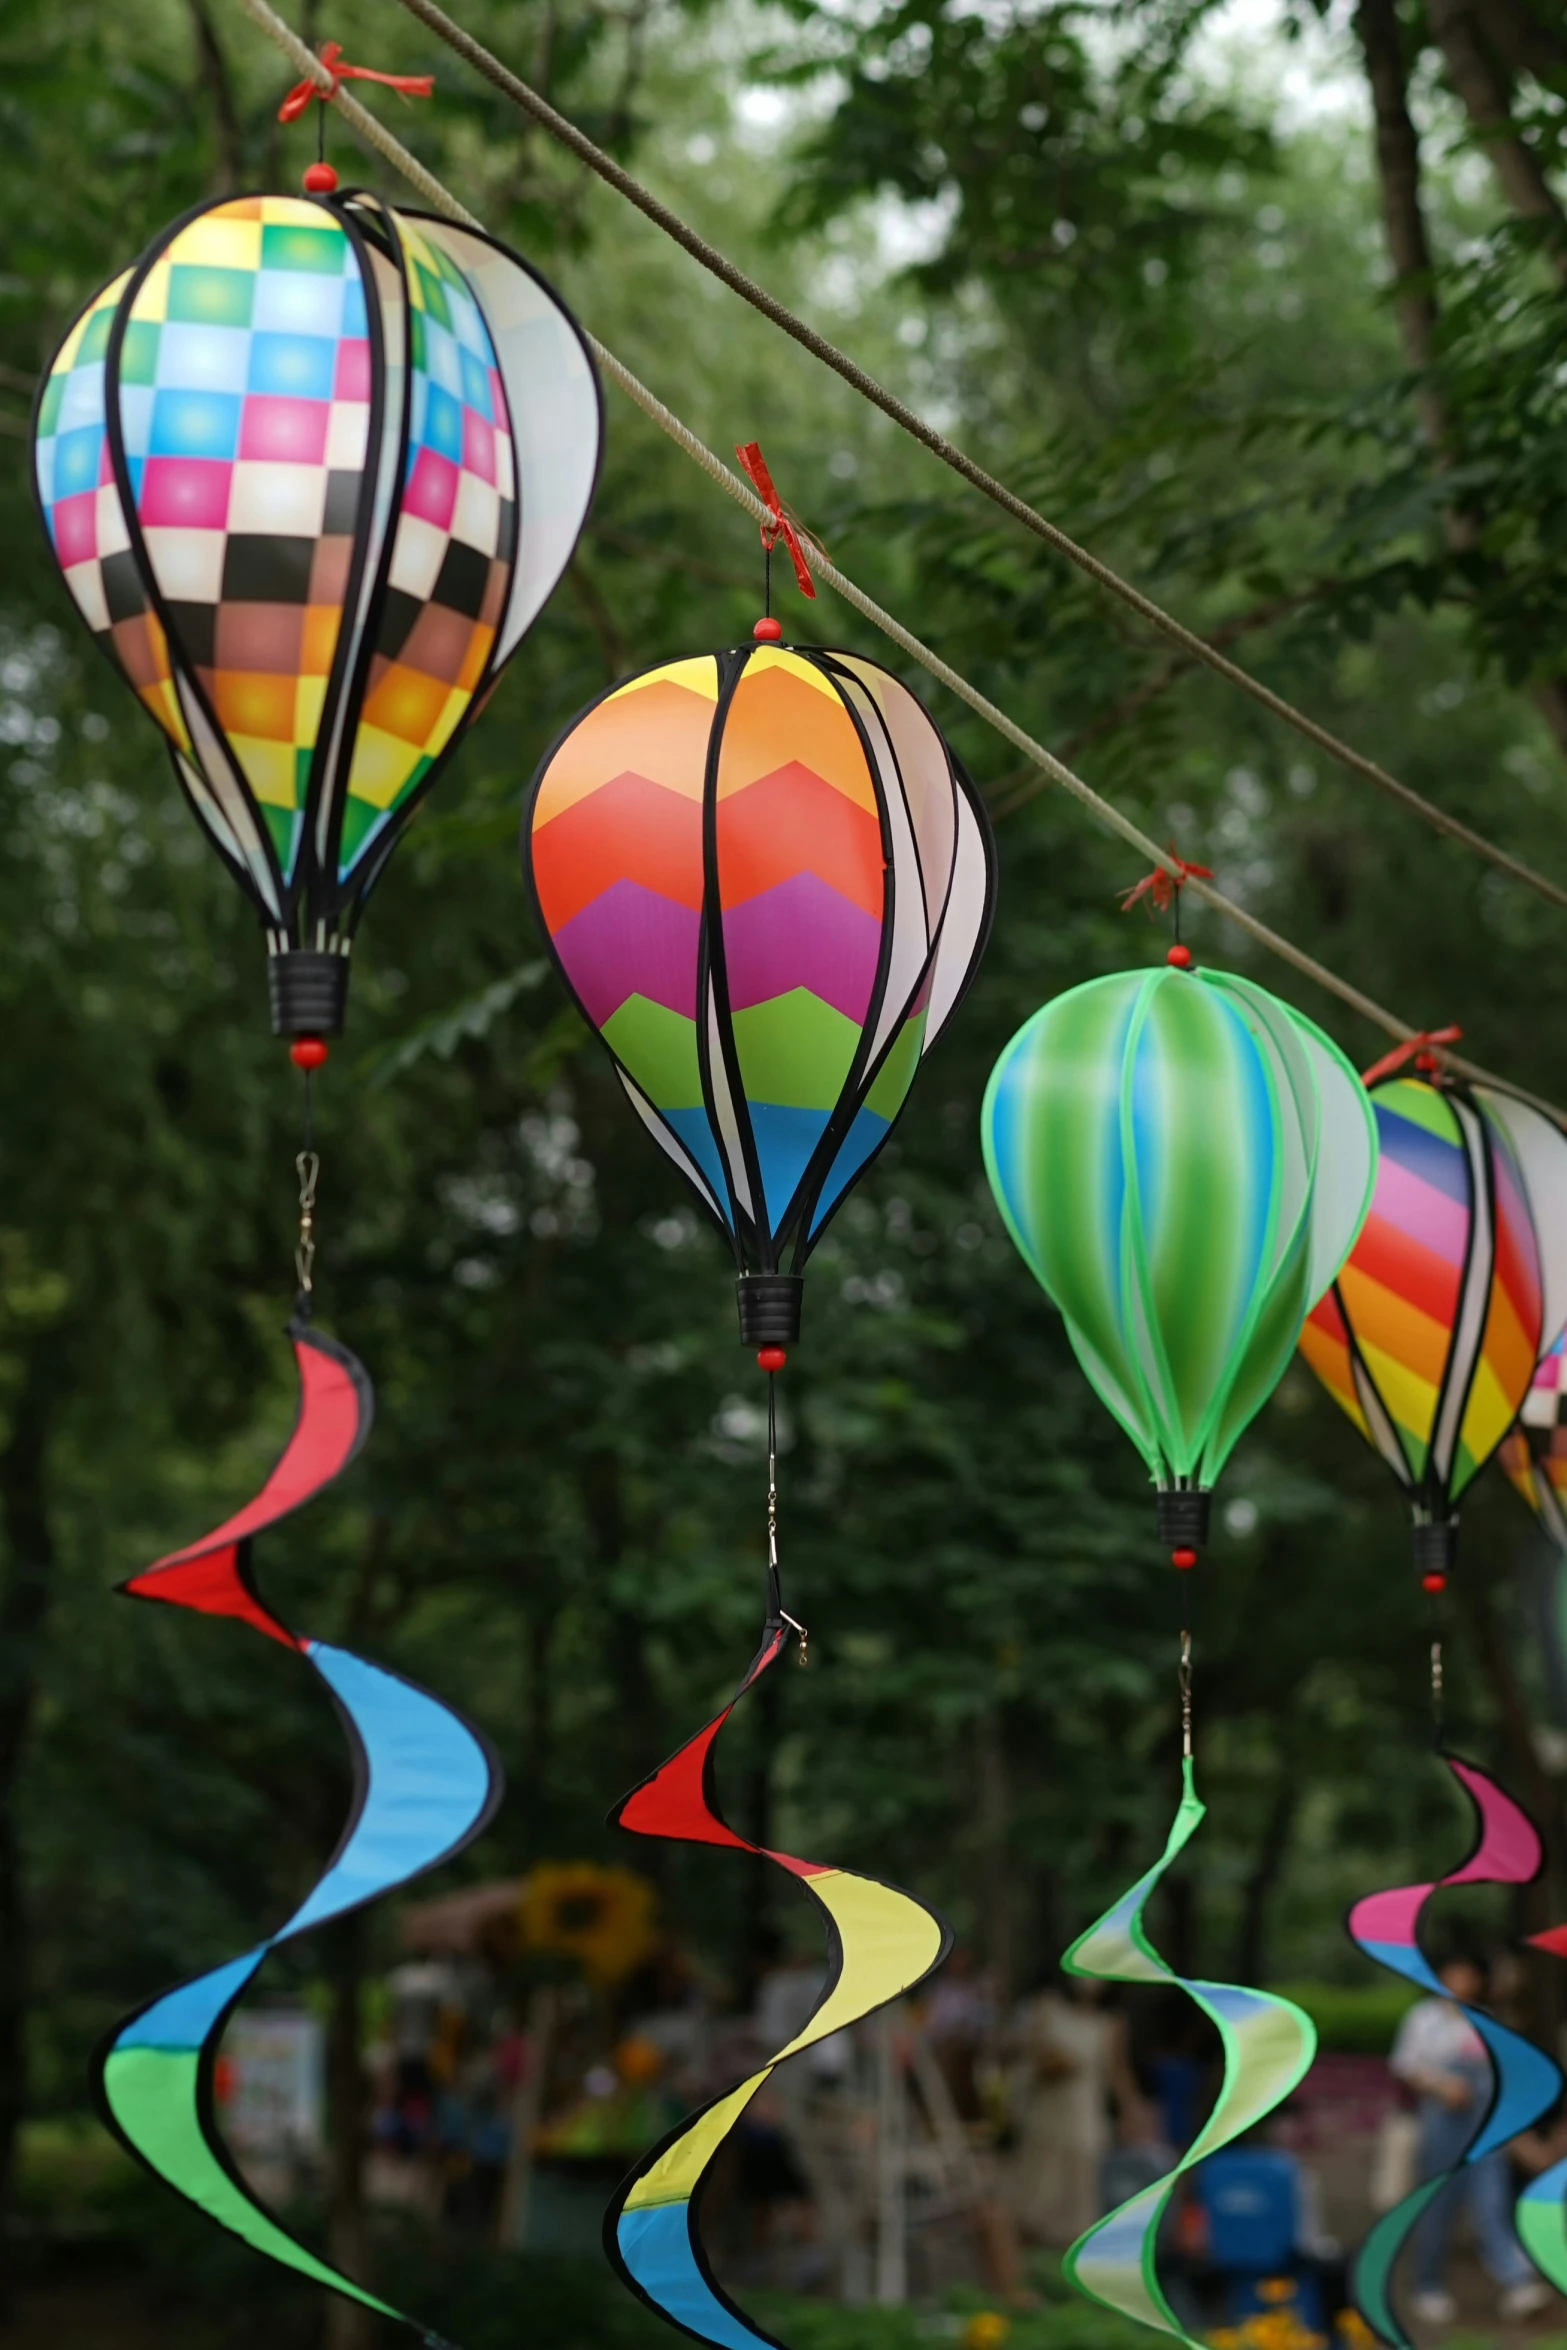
[{"xmin": 3, "ymin": 0, "xmax": 1567, "ymax": 2333}]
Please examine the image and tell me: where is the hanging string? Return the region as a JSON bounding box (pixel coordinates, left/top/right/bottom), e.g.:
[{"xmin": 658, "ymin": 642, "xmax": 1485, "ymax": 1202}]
[
  {"xmin": 734, "ymin": 441, "xmax": 818, "ymax": 600},
  {"xmin": 277, "ymin": 40, "xmax": 433, "ymax": 121},
  {"xmin": 763, "ymin": 1372, "xmax": 807, "ymax": 1664},
  {"xmin": 1120, "ymin": 852, "xmax": 1212, "ymax": 917},
  {"xmin": 223, "ymin": 0, "xmax": 1567, "ymax": 1134},
  {"xmin": 381, "ymin": 0, "xmax": 1567, "ymax": 922},
  {"xmin": 1361, "ymin": 1025, "xmax": 1464, "ymax": 1087}
]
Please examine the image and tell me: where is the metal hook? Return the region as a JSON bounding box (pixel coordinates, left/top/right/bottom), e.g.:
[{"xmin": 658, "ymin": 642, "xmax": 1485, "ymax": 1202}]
[
  {"xmin": 295, "ymin": 1148, "xmax": 320, "ymax": 1295},
  {"xmin": 780, "ymin": 1608, "xmax": 808, "ymax": 1668}
]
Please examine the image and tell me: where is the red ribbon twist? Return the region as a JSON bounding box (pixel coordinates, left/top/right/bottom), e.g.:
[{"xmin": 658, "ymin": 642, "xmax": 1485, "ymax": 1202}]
[
  {"xmin": 1120, "ymin": 852, "xmax": 1213, "ymax": 915},
  {"xmin": 734, "ymin": 441, "xmax": 818, "ymax": 600},
  {"xmin": 1360, "ymin": 1025, "xmax": 1463, "ymax": 1087},
  {"xmin": 278, "ymin": 41, "xmax": 434, "ymax": 123}
]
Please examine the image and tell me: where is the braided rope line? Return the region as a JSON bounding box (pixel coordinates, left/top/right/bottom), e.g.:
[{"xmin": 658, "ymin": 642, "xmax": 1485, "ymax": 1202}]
[
  {"xmin": 224, "ymin": 0, "xmax": 1567, "ymax": 1125},
  {"xmin": 387, "ymin": 0, "xmax": 1567, "ymax": 919}
]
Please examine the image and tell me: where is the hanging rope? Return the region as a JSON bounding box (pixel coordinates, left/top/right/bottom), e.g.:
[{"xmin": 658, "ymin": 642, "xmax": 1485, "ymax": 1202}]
[
  {"xmin": 383, "ymin": 0, "xmax": 1567, "ymax": 921},
  {"xmin": 229, "ymin": 0, "xmax": 1567, "ymax": 1128}
]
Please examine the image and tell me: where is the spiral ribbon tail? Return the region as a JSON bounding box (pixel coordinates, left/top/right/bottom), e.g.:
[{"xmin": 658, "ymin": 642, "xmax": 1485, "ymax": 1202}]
[
  {"xmin": 95, "ymin": 1322, "xmax": 502, "ymax": 2334},
  {"xmin": 1346, "ymin": 1755, "xmax": 1559, "ymax": 2348},
  {"xmin": 604, "ymin": 1624, "xmax": 949, "ymax": 2349},
  {"xmin": 1060, "ymin": 1758, "xmax": 1316, "ymax": 2346},
  {"xmin": 1513, "ymin": 1911, "xmax": 1567, "ymax": 2288}
]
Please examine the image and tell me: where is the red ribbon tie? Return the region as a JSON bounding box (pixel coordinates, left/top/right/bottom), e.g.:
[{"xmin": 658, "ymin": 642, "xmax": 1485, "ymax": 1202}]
[
  {"xmin": 279, "ymin": 41, "xmax": 434, "ymax": 123},
  {"xmin": 1360, "ymin": 1025, "xmax": 1463, "ymax": 1087},
  {"xmin": 734, "ymin": 441, "xmax": 818, "ymax": 600},
  {"xmin": 1120, "ymin": 851, "xmax": 1213, "ymax": 915}
]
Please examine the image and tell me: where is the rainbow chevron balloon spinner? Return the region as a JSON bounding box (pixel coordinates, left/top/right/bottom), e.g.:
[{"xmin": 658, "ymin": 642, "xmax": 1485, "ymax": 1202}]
[
  {"xmin": 523, "ymin": 646, "xmax": 993, "ymax": 1280},
  {"xmin": 1299, "ymin": 1076, "xmax": 1567, "ymax": 1557},
  {"xmin": 981, "ymin": 963, "xmax": 1377, "ymax": 1495}
]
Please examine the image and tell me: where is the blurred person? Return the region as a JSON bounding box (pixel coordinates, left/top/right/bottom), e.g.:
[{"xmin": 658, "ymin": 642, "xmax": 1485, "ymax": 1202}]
[
  {"xmin": 1389, "ymin": 1950, "xmax": 1548, "ymax": 2325},
  {"xmin": 1009, "ymin": 1973, "xmax": 1137, "ymax": 2244},
  {"xmin": 927, "ymin": 1945, "xmax": 999, "ymax": 2123}
]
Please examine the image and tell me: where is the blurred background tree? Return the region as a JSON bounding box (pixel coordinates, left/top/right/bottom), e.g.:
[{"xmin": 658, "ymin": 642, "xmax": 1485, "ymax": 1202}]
[{"xmin": 4, "ymin": 0, "xmax": 1567, "ymax": 2341}]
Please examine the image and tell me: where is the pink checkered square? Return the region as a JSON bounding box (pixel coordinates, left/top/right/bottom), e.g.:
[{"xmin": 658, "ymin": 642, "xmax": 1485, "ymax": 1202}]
[
  {"xmin": 239, "ymin": 395, "xmax": 330, "ymax": 466},
  {"xmin": 140, "ymin": 458, "xmax": 232, "ymax": 531},
  {"xmin": 404, "ymin": 446, "xmax": 459, "ymax": 532},
  {"xmin": 461, "ymin": 408, "xmax": 497, "ymax": 487}
]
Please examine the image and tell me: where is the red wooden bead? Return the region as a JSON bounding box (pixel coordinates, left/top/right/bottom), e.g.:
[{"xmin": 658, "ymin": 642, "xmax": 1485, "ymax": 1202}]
[
  {"xmin": 1171, "ymin": 1546, "xmax": 1197, "ymax": 1570},
  {"xmin": 753, "ymin": 617, "xmax": 783, "ymax": 643},
  {"xmin": 290, "ymin": 1036, "xmax": 329, "ymax": 1071},
  {"xmin": 303, "ymin": 162, "xmax": 339, "ymax": 193},
  {"xmin": 1421, "ymin": 1570, "xmax": 1446, "ymax": 1594},
  {"xmin": 756, "ymin": 1346, "xmax": 787, "ymax": 1374},
  {"xmin": 1166, "ymin": 943, "xmax": 1193, "ymax": 970}
]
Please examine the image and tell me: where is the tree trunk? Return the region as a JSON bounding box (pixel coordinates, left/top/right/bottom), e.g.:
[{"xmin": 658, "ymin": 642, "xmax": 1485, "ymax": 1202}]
[
  {"xmin": 325, "ymin": 1908, "xmax": 373, "ymax": 2350},
  {"xmin": 1426, "ymin": 0, "xmax": 1567, "ymax": 272},
  {"xmin": 1354, "ymin": 0, "xmax": 1452, "ymax": 451},
  {"xmin": 1353, "ymin": 0, "xmax": 1567, "ymax": 756},
  {"xmin": 0, "ymin": 1341, "xmax": 63, "ymax": 2316}
]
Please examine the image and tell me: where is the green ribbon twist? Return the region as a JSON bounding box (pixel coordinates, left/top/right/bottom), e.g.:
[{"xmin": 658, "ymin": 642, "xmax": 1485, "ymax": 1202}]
[{"xmin": 1061, "ymin": 1759, "xmax": 1318, "ymax": 2344}]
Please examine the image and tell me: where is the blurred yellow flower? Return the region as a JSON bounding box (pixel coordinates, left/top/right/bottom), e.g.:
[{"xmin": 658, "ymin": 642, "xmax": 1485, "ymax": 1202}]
[
  {"xmin": 516, "ymin": 1862, "xmax": 657, "ymax": 1985},
  {"xmin": 961, "ymin": 2312, "xmax": 1010, "ymax": 2350}
]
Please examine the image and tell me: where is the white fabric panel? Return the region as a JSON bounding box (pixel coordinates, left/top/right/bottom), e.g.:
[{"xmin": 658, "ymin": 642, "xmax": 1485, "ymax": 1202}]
[
  {"xmin": 834, "ymin": 656, "xmax": 956, "ymax": 931},
  {"xmin": 923, "ymin": 786, "xmax": 990, "ymax": 1045},
  {"xmin": 1296, "ymin": 1026, "xmax": 1378, "ymax": 1304},
  {"xmin": 174, "ymin": 751, "xmax": 245, "ymax": 872},
  {"xmin": 704, "ymin": 976, "xmax": 755, "ymax": 1225},
  {"xmin": 1431, "ymin": 1098, "xmax": 1491, "ymax": 1484},
  {"xmin": 1476, "ymin": 1088, "xmax": 1567, "ymax": 1353},
  {"xmin": 421, "ymin": 221, "xmax": 601, "ymax": 664},
  {"xmin": 1353, "ymin": 1351, "xmax": 1416, "ymax": 1487},
  {"xmin": 615, "ymin": 1070, "xmax": 723, "ymax": 1224},
  {"xmin": 834, "ymin": 674, "xmax": 927, "ymax": 1068}
]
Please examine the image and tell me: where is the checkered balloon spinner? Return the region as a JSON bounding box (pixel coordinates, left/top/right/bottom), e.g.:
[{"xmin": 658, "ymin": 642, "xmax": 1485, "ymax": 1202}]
[{"xmin": 33, "ymin": 191, "xmax": 600, "ymax": 960}]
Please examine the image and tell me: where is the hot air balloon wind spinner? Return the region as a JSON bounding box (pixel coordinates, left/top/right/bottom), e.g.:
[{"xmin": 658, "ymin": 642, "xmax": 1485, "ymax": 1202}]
[
  {"xmin": 33, "ymin": 141, "xmax": 603, "ymax": 2342},
  {"xmin": 522, "ymin": 466, "xmax": 994, "ymax": 2350},
  {"xmin": 982, "ymin": 930, "xmax": 1380, "ymax": 2345},
  {"xmin": 1296, "ymin": 1044, "xmax": 1567, "ymax": 2345}
]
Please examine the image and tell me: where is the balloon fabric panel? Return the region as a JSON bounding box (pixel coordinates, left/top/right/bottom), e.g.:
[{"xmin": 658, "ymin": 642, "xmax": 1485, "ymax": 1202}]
[
  {"xmin": 1454, "ymin": 1109, "xmax": 1541, "ymax": 1498},
  {"xmin": 1334, "ymin": 1083, "xmax": 1470, "ymax": 1487},
  {"xmin": 530, "ymin": 659, "xmax": 720, "ymax": 1209},
  {"xmin": 338, "ymin": 214, "xmax": 517, "ymax": 880},
  {"xmin": 116, "ymin": 199, "xmax": 369, "ymax": 888},
  {"xmin": 34, "ymin": 271, "xmax": 193, "ymax": 758},
  {"xmin": 714, "ymin": 651, "xmax": 885, "ymax": 1232}
]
